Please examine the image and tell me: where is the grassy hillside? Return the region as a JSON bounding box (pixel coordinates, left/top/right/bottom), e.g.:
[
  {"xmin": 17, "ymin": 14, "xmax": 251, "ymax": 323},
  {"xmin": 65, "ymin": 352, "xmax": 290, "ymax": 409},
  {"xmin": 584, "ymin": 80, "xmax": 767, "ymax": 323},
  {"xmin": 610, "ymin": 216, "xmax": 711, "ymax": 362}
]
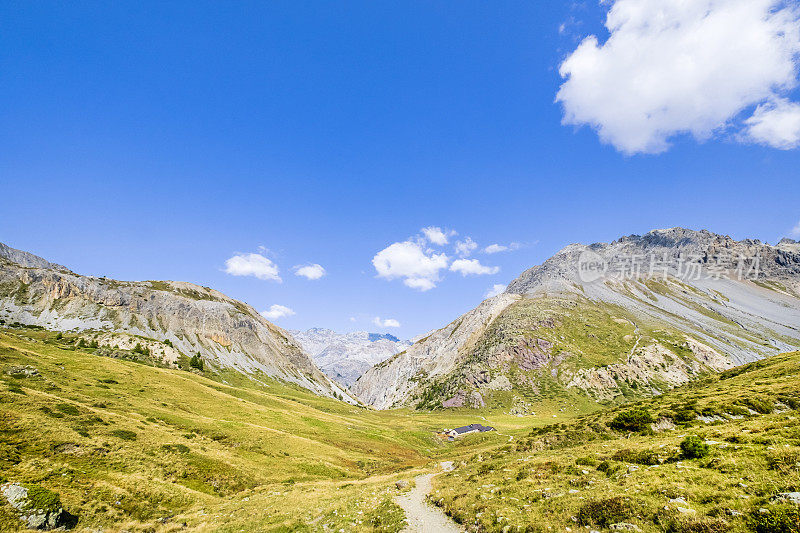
[
  {"xmin": 412, "ymin": 293, "xmax": 739, "ymax": 410},
  {"xmin": 0, "ymin": 326, "xmax": 519, "ymax": 532},
  {"xmin": 432, "ymin": 350, "xmax": 800, "ymax": 532}
]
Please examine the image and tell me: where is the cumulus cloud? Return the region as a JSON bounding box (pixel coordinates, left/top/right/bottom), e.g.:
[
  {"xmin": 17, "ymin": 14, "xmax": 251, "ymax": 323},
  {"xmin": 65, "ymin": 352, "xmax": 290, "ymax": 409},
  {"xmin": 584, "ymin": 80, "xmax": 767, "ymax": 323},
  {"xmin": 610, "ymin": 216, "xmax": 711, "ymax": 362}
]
[
  {"xmin": 455, "ymin": 237, "xmax": 478, "ymax": 258},
  {"xmin": 294, "ymin": 263, "xmax": 326, "ymax": 280},
  {"xmin": 224, "ymin": 253, "xmax": 281, "ymax": 282},
  {"xmin": 372, "ymin": 241, "xmax": 449, "ymax": 291},
  {"xmin": 744, "ymin": 98, "xmax": 800, "ymax": 149},
  {"xmin": 485, "ymin": 284, "xmax": 507, "ymax": 298},
  {"xmin": 450, "ymin": 259, "xmax": 500, "ymax": 276},
  {"xmin": 421, "ymin": 226, "xmax": 454, "ymax": 246},
  {"xmin": 483, "ymin": 242, "xmax": 520, "ymax": 254},
  {"xmin": 373, "ymin": 316, "xmax": 401, "ymax": 328},
  {"xmin": 557, "ymin": 0, "xmax": 800, "ymax": 154},
  {"xmin": 260, "ymin": 304, "xmax": 295, "ymax": 320}
]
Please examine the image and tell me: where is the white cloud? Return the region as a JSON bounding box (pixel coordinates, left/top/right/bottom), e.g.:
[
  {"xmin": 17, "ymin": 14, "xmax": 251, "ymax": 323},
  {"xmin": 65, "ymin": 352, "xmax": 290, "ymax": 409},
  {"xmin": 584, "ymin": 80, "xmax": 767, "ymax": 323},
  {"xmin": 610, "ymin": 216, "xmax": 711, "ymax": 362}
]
[
  {"xmin": 557, "ymin": 0, "xmax": 800, "ymax": 154},
  {"xmin": 454, "ymin": 237, "xmax": 478, "ymax": 258},
  {"xmin": 744, "ymin": 98, "xmax": 800, "ymax": 149},
  {"xmin": 260, "ymin": 304, "xmax": 295, "ymax": 320},
  {"xmin": 450, "ymin": 259, "xmax": 500, "ymax": 276},
  {"xmin": 372, "ymin": 240, "xmax": 449, "ymax": 291},
  {"xmin": 224, "ymin": 253, "xmax": 281, "ymax": 282},
  {"xmin": 294, "ymin": 263, "xmax": 326, "ymax": 280},
  {"xmin": 791, "ymin": 220, "xmax": 800, "ymax": 238},
  {"xmin": 421, "ymin": 226, "xmax": 454, "ymax": 246},
  {"xmin": 483, "ymin": 242, "xmax": 520, "ymax": 254},
  {"xmin": 485, "ymin": 284, "xmax": 507, "ymax": 298},
  {"xmin": 373, "ymin": 316, "xmax": 401, "ymax": 328}
]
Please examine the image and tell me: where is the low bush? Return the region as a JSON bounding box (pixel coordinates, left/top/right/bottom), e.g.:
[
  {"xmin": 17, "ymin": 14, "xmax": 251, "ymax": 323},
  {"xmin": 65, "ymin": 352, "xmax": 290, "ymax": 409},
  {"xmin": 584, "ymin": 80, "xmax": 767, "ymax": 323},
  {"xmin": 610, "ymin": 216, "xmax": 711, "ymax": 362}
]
[
  {"xmin": 747, "ymin": 505, "xmax": 800, "ymax": 533},
  {"xmin": 576, "ymin": 456, "xmax": 598, "ymax": 466},
  {"xmin": 680, "ymin": 436, "xmax": 709, "ymax": 459},
  {"xmin": 741, "ymin": 397, "xmax": 774, "ymax": 414},
  {"xmin": 609, "ymin": 409, "xmax": 654, "ymax": 432},
  {"xmin": 577, "ymin": 497, "xmax": 630, "ymax": 527},
  {"xmin": 110, "ymin": 429, "xmax": 137, "ymax": 441}
]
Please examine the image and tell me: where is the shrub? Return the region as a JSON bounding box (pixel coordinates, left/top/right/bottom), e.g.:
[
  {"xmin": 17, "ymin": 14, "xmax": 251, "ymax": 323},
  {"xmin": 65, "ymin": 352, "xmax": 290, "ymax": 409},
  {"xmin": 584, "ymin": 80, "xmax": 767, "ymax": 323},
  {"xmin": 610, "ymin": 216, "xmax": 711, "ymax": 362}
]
[
  {"xmin": 680, "ymin": 436, "xmax": 709, "ymax": 459},
  {"xmin": 55, "ymin": 403, "xmax": 80, "ymax": 416},
  {"xmin": 110, "ymin": 429, "xmax": 137, "ymax": 441},
  {"xmin": 747, "ymin": 505, "xmax": 800, "ymax": 533},
  {"xmin": 190, "ymin": 353, "xmax": 204, "ymax": 371},
  {"xmin": 576, "ymin": 456, "xmax": 598, "ymax": 466},
  {"xmin": 24, "ymin": 484, "xmax": 62, "ymax": 513},
  {"xmin": 609, "ymin": 409, "xmax": 654, "ymax": 432},
  {"xmin": 766, "ymin": 449, "xmax": 800, "ymax": 473},
  {"xmin": 613, "ymin": 449, "xmax": 663, "ymax": 465},
  {"xmin": 577, "ymin": 497, "xmax": 630, "ymax": 527},
  {"xmin": 666, "ymin": 517, "xmax": 730, "ymax": 533},
  {"xmin": 672, "ymin": 408, "xmax": 697, "ymax": 423},
  {"xmin": 741, "ymin": 397, "xmax": 774, "ymax": 414},
  {"xmin": 162, "ymin": 444, "xmax": 190, "ymax": 454}
]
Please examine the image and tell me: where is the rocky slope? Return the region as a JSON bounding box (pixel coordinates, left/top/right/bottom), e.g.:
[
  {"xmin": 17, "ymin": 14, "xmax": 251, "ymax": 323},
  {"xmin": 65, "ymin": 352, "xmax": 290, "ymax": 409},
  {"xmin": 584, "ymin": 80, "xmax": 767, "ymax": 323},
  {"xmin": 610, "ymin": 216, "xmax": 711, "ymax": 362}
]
[
  {"xmin": 0, "ymin": 242, "xmax": 350, "ymax": 399},
  {"xmin": 353, "ymin": 228, "xmax": 800, "ymax": 409},
  {"xmin": 291, "ymin": 328, "xmax": 410, "ymax": 387}
]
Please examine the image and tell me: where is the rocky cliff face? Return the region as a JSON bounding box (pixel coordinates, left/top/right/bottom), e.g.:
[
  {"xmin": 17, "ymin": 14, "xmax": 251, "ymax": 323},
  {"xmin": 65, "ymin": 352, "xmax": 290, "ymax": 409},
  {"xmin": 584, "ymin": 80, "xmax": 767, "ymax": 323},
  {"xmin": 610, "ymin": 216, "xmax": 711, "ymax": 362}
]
[
  {"xmin": 291, "ymin": 328, "xmax": 411, "ymax": 387},
  {"xmin": 353, "ymin": 228, "xmax": 800, "ymax": 409},
  {"xmin": 0, "ymin": 243, "xmax": 350, "ymax": 400}
]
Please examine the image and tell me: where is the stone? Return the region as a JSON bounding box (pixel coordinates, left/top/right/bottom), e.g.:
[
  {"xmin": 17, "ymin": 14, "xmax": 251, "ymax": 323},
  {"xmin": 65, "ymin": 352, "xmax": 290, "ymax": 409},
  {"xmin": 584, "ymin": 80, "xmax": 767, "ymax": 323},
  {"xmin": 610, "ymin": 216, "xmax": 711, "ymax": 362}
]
[
  {"xmin": 395, "ymin": 480, "xmax": 408, "ymax": 489},
  {"xmin": 1, "ymin": 482, "xmax": 77, "ymax": 530},
  {"xmin": 6, "ymin": 365, "xmax": 38, "ymax": 377},
  {"xmin": 772, "ymin": 492, "xmax": 800, "ymax": 505}
]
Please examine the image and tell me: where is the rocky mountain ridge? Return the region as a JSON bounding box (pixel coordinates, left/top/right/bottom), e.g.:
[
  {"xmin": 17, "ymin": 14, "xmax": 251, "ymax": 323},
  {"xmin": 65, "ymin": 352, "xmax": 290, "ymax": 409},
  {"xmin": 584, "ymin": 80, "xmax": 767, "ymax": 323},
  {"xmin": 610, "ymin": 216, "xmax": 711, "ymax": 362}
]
[
  {"xmin": 353, "ymin": 228, "xmax": 800, "ymax": 409},
  {"xmin": 291, "ymin": 328, "xmax": 411, "ymax": 387},
  {"xmin": 0, "ymin": 242, "xmax": 351, "ymax": 400}
]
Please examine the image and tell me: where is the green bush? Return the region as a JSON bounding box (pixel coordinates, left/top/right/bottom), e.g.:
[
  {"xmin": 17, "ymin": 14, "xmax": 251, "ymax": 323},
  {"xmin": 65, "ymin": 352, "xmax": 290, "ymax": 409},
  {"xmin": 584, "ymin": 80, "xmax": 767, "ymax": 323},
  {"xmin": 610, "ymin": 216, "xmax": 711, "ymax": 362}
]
[
  {"xmin": 577, "ymin": 497, "xmax": 630, "ymax": 527},
  {"xmin": 190, "ymin": 353, "xmax": 204, "ymax": 371},
  {"xmin": 680, "ymin": 436, "xmax": 709, "ymax": 459},
  {"xmin": 55, "ymin": 403, "xmax": 80, "ymax": 416},
  {"xmin": 612, "ymin": 449, "xmax": 663, "ymax": 465},
  {"xmin": 741, "ymin": 397, "xmax": 774, "ymax": 414},
  {"xmin": 110, "ymin": 429, "xmax": 137, "ymax": 441},
  {"xmin": 24, "ymin": 484, "xmax": 62, "ymax": 513},
  {"xmin": 609, "ymin": 409, "xmax": 654, "ymax": 432},
  {"xmin": 747, "ymin": 505, "xmax": 800, "ymax": 533}
]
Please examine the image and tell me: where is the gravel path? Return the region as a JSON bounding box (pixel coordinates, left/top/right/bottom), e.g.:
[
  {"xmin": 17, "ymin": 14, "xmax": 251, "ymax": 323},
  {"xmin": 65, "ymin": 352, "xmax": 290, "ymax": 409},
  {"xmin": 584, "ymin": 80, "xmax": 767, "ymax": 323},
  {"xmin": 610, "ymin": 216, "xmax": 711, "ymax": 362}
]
[{"xmin": 394, "ymin": 469, "xmax": 462, "ymax": 533}]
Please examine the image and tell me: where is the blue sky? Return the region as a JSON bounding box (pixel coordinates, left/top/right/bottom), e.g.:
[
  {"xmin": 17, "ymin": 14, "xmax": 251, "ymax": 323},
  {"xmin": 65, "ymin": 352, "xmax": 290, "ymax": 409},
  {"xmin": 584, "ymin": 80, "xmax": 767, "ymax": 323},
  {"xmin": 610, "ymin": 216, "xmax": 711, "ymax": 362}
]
[{"xmin": 2, "ymin": 1, "xmax": 800, "ymax": 338}]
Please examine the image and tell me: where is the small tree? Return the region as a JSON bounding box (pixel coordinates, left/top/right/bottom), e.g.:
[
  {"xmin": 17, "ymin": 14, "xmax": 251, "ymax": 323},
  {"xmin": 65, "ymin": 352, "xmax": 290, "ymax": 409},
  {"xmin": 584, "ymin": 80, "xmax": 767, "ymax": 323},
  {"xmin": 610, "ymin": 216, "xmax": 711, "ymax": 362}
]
[
  {"xmin": 133, "ymin": 343, "xmax": 143, "ymax": 354},
  {"xmin": 680, "ymin": 436, "xmax": 709, "ymax": 459},
  {"xmin": 55, "ymin": 332, "xmax": 63, "ymax": 340},
  {"xmin": 76, "ymin": 338, "xmax": 87, "ymax": 349},
  {"xmin": 190, "ymin": 353, "xmax": 204, "ymax": 371},
  {"xmin": 90, "ymin": 339, "xmax": 99, "ymax": 349}
]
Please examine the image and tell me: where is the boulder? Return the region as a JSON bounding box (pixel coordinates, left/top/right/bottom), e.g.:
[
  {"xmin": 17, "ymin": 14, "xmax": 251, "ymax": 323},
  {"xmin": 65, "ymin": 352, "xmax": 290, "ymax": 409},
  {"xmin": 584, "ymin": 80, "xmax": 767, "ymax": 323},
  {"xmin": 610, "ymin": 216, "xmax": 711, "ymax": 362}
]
[
  {"xmin": 1, "ymin": 482, "xmax": 77, "ymax": 530},
  {"xmin": 395, "ymin": 480, "xmax": 408, "ymax": 489},
  {"xmin": 772, "ymin": 492, "xmax": 800, "ymax": 505}
]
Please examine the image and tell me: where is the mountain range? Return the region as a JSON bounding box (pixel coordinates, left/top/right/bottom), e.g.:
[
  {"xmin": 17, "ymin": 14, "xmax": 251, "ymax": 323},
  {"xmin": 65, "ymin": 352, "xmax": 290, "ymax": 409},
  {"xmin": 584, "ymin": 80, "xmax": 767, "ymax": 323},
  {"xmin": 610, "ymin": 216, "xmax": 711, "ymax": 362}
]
[
  {"xmin": 0, "ymin": 241, "xmax": 352, "ymax": 401},
  {"xmin": 290, "ymin": 328, "xmax": 410, "ymax": 387},
  {"xmin": 352, "ymin": 228, "xmax": 800, "ymax": 410}
]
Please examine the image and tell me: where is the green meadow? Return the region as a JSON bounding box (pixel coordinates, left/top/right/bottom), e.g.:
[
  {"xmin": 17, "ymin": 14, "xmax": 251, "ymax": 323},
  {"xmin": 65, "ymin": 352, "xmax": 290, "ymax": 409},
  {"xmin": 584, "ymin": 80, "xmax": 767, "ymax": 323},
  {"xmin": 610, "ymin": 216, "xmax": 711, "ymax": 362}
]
[{"xmin": 2, "ymin": 324, "xmax": 799, "ymax": 532}]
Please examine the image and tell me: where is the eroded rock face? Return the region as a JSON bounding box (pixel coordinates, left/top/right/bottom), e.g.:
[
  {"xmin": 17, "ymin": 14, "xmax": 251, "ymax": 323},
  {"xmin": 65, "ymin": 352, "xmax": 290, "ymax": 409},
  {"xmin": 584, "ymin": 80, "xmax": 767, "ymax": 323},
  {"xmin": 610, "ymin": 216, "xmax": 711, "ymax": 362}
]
[{"xmin": 0, "ymin": 242, "xmax": 350, "ymax": 401}]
